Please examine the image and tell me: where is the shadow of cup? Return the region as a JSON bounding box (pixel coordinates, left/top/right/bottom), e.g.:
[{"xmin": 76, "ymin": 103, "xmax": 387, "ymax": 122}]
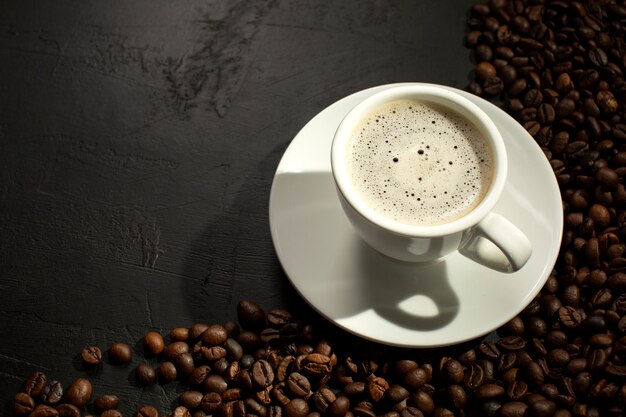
[{"xmin": 356, "ymin": 240, "xmax": 460, "ymax": 331}]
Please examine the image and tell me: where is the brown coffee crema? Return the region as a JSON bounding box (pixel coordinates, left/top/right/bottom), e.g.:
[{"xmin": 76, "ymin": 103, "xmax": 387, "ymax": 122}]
[{"xmin": 347, "ymin": 99, "xmax": 494, "ymax": 226}]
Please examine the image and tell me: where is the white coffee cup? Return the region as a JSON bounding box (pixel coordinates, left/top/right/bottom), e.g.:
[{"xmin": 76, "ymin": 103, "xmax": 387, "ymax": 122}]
[{"xmin": 331, "ymin": 84, "xmax": 532, "ymax": 271}]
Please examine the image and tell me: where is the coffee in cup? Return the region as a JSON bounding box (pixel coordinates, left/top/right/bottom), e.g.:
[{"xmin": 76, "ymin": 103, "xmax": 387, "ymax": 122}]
[{"xmin": 346, "ymin": 99, "xmax": 493, "ymax": 226}]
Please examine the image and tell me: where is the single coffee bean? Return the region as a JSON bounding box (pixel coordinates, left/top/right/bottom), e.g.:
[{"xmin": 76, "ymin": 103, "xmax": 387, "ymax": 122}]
[
  {"xmin": 267, "ymin": 309, "xmax": 293, "ymax": 328},
  {"xmin": 301, "ymin": 353, "xmax": 332, "ymax": 377},
  {"xmin": 64, "ymin": 378, "xmax": 92, "ymax": 408},
  {"xmin": 179, "ymin": 391, "xmax": 204, "ymax": 411},
  {"xmin": 143, "ymin": 331, "xmax": 165, "ymax": 356},
  {"xmin": 108, "ymin": 343, "xmax": 133, "ymax": 364},
  {"xmin": 497, "ymin": 401, "xmax": 527, "ymax": 417},
  {"xmin": 158, "ymin": 361, "xmax": 177, "ymax": 383},
  {"xmin": 201, "ymin": 392, "xmax": 222, "ymax": 413},
  {"xmin": 137, "ymin": 405, "xmax": 159, "ymax": 417},
  {"xmin": 366, "ymin": 377, "xmax": 389, "ymax": 402},
  {"xmin": 12, "ymin": 392, "xmax": 35, "ymax": 415},
  {"xmin": 81, "ymin": 346, "xmax": 102, "ymax": 366},
  {"xmin": 483, "ymin": 76, "xmax": 505, "ymax": 96},
  {"xmin": 170, "ymin": 327, "xmax": 190, "ymax": 342},
  {"xmin": 29, "ymin": 404, "xmax": 59, "ymax": 417},
  {"xmin": 135, "ymin": 363, "xmax": 156, "ymax": 386},
  {"xmin": 237, "ymin": 300, "xmax": 266, "ymax": 331},
  {"xmin": 252, "ymin": 360, "xmax": 275, "ymax": 388},
  {"xmin": 24, "ymin": 371, "xmax": 47, "ymax": 397},
  {"xmin": 93, "ymin": 395, "xmax": 119, "ymax": 412},
  {"xmin": 175, "ymin": 352, "xmax": 196, "ymax": 378},
  {"xmin": 403, "ymin": 368, "xmax": 429, "ymax": 390},
  {"xmin": 163, "ymin": 341, "xmax": 190, "ymax": 361},
  {"xmin": 410, "ymin": 391, "xmax": 434, "ymax": 415},
  {"xmin": 327, "ymin": 396, "xmax": 350, "ymax": 417},
  {"xmin": 203, "ymin": 374, "xmax": 228, "ymax": 394},
  {"xmin": 237, "ymin": 331, "xmax": 262, "ymax": 352},
  {"xmin": 224, "ymin": 338, "xmax": 244, "ymax": 361},
  {"xmin": 474, "ymin": 384, "xmax": 505, "ymax": 401},
  {"xmin": 101, "ymin": 410, "xmax": 123, "ymax": 417},
  {"xmin": 56, "ymin": 404, "xmax": 80, "ymax": 417},
  {"xmin": 284, "ymin": 398, "xmax": 309, "ymax": 417},
  {"xmin": 201, "ymin": 324, "xmax": 228, "ymax": 347},
  {"xmin": 287, "ymin": 372, "xmax": 311, "ymax": 397},
  {"xmin": 401, "ymin": 406, "xmax": 424, "ymax": 417},
  {"xmin": 441, "ymin": 359, "xmax": 464, "ymax": 384},
  {"xmin": 41, "ymin": 380, "xmax": 63, "ymax": 405},
  {"xmin": 172, "ymin": 406, "xmax": 191, "ymax": 417}
]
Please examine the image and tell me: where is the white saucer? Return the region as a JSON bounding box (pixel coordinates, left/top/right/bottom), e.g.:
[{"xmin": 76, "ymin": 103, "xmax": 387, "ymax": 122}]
[{"xmin": 269, "ymin": 83, "xmax": 563, "ymax": 348}]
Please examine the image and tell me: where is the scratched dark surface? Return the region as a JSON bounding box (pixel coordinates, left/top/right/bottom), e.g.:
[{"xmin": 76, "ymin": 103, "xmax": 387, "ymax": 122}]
[{"xmin": 0, "ymin": 0, "xmax": 478, "ymax": 413}]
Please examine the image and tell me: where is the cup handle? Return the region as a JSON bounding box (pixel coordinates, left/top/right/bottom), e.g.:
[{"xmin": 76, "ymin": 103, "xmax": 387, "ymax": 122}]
[{"xmin": 459, "ymin": 212, "xmax": 532, "ymax": 273}]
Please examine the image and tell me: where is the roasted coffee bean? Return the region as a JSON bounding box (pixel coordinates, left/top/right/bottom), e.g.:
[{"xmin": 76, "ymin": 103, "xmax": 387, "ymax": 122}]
[
  {"xmin": 143, "ymin": 331, "xmax": 165, "ymax": 356},
  {"xmin": 252, "ymin": 360, "xmax": 275, "ymax": 388},
  {"xmin": 483, "ymin": 76, "xmax": 504, "ymax": 96},
  {"xmin": 81, "ymin": 345, "xmax": 102, "ymax": 366},
  {"xmin": 326, "ymin": 396, "xmax": 350, "ymax": 417},
  {"xmin": 170, "ymin": 327, "xmax": 190, "ymax": 342},
  {"xmin": 12, "ymin": 392, "xmax": 35, "ymax": 415},
  {"xmin": 201, "ymin": 392, "xmax": 222, "ymax": 413},
  {"xmin": 158, "ymin": 361, "xmax": 177, "ymax": 383},
  {"xmin": 137, "ymin": 405, "xmax": 159, "ymax": 417},
  {"xmin": 237, "ymin": 300, "xmax": 266, "ymax": 331},
  {"xmin": 301, "ymin": 353, "xmax": 332, "ymax": 377},
  {"xmin": 284, "ymin": 398, "xmax": 309, "ymax": 417},
  {"xmin": 64, "ymin": 378, "xmax": 92, "ymax": 408},
  {"xmin": 224, "ymin": 338, "xmax": 243, "ymax": 361},
  {"xmin": 201, "ymin": 345, "xmax": 227, "ymax": 362},
  {"xmin": 287, "ymin": 372, "xmax": 310, "ymax": 397},
  {"xmin": 267, "ymin": 309, "xmax": 293, "ymax": 328},
  {"xmin": 497, "ymin": 401, "xmax": 527, "ymax": 417},
  {"xmin": 164, "ymin": 341, "xmax": 190, "ymax": 361},
  {"xmin": 312, "ymin": 387, "xmax": 336, "ymax": 412},
  {"xmin": 179, "ymin": 391, "xmax": 204, "ymax": 411},
  {"xmin": 29, "ymin": 404, "xmax": 59, "ymax": 417},
  {"xmin": 403, "ymin": 368, "xmax": 429, "ymax": 390},
  {"xmin": 203, "ymin": 374, "xmax": 228, "ymax": 394},
  {"xmin": 172, "ymin": 406, "xmax": 191, "ymax": 417},
  {"xmin": 441, "ymin": 359, "xmax": 464, "ymax": 384},
  {"xmin": 41, "ymin": 380, "xmax": 63, "ymax": 405},
  {"xmin": 24, "ymin": 371, "xmax": 47, "ymax": 397},
  {"xmin": 175, "ymin": 352, "xmax": 196, "ymax": 378},
  {"xmin": 474, "ymin": 384, "xmax": 505, "ymax": 401},
  {"xmin": 93, "ymin": 395, "xmax": 119, "ymax": 412},
  {"xmin": 135, "ymin": 364, "xmax": 156, "ymax": 386},
  {"xmin": 201, "ymin": 324, "xmax": 228, "ymax": 347},
  {"xmin": 101, "ymin": 409, "xmax": 123, "ymax": 417},
  {"xmin": 108, "ymin": 343, "xmax": 133, "ymax": 364},
  {"xmin": 56, "ymin": 404, "xmax": 80, "ymax": 417},
  {"xmin": 366, "ymin": 377, "xmax": 389, "ymax": 402}
]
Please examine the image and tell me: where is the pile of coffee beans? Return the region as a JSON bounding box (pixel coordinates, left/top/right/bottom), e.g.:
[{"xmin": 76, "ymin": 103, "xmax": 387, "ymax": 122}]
[
  {"xmin": 9, "ymin": 1, "xmax": 626, "ymax": 417},
  {"xmin": 463, "ymin": 0, "xmax": 626, "ymax": 416}
]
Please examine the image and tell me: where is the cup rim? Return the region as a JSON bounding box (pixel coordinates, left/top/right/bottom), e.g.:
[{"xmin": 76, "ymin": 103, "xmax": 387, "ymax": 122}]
[{"xmin": 331, "ymin": 84, "xmax": 508, "ymax": 237}]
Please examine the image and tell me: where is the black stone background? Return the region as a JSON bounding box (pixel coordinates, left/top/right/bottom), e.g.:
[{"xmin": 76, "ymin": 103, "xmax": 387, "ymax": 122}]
[{"xmin": 0, "ymin": 0, "xmax": 480, "ymax": 414}]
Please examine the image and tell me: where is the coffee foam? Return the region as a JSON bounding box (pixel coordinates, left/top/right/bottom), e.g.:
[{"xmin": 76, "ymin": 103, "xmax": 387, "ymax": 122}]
[{"xmin": 347, "ymin": 99, "xmax": 493, "ymax": 226}]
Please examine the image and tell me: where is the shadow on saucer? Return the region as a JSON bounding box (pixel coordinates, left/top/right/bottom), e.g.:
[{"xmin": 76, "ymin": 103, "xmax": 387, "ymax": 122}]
[
  {"xmin": 271, "ymin": 170, "xmax": 460, "ymax": 333},
  {"xmin": 356, "ymin": 240, "xmax": 460, "ymax": 331}
]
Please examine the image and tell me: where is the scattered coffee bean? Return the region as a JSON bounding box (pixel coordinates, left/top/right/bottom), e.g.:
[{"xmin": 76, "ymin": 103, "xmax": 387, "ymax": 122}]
[
  {"xmin": 135, "ymin": 363, "xmax": 156, "ymax": 386},
  {"xmin": 108, "ymin": 343, "xmax": 133, "ymax": 364},
  {"xmin": 65, "ymin": 378, "xmax": 92, "ymax": 408},
  {"xmin": 81, "ymin": 346, "xmax": 102, "ymax": 366},
  {"xmin": 143, "ymin": 331, "xmax": 165, "ymax": 356},
  {"xmin": 93, "ymin": 395, "xmax": 119, "ymax": 412}
]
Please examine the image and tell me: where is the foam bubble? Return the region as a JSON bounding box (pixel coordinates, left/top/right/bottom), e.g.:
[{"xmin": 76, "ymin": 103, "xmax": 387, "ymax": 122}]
[{"xmin": 346, "ymin": 99, "xmax": 493, "ymax": 226}]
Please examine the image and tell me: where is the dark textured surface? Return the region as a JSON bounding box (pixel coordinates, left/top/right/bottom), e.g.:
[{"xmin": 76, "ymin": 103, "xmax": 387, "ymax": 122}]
[{"xmin": 0, "ymin": 0, "xmax": 476, "ymax": 413}]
